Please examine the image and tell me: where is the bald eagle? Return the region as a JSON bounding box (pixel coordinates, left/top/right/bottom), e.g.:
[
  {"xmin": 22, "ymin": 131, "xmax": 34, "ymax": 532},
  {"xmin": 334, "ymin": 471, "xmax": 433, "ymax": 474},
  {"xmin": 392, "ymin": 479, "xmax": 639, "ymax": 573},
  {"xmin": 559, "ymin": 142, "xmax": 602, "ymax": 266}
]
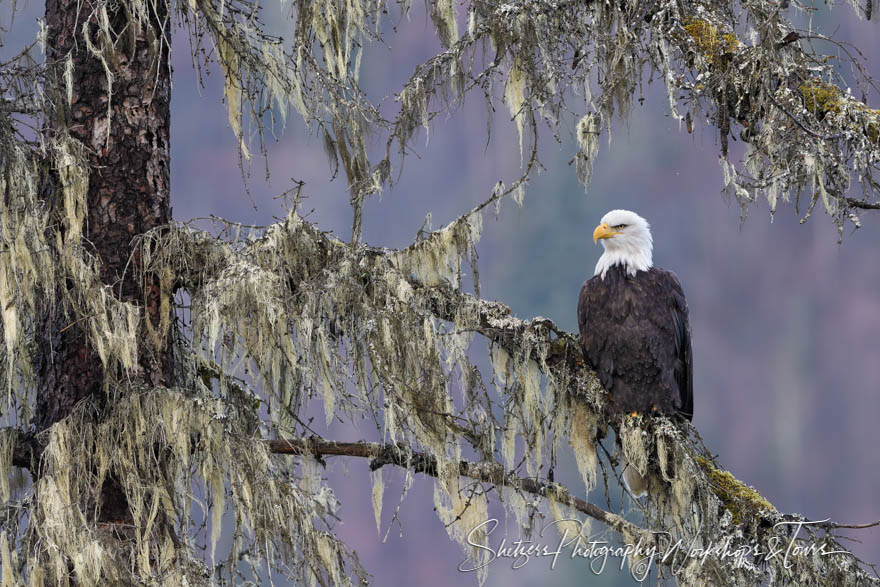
[{"xmin": 577, "ymin": 210, "xmax": 693, "ymax": 495}]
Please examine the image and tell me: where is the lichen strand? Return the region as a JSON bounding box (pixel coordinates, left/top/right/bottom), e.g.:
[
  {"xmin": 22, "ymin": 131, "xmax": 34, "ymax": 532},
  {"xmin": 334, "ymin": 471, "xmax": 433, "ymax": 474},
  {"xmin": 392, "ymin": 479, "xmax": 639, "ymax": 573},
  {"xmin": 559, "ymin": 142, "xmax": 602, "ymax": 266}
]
[
  {"xmin": 434, "ymin": 471, "xmax": 490, "ymax": 586},
  {"xmin": 505, "ymin": 56, "xmax": 529, "ymax": 161},
  {"xmin": 618, "ymin": 415, "xmax": 650, "ymax": 477},
  {"xmin": 370, "ymin": 469, "xmax": 384, "ymax": 534},
  {"xmin": 696, "ymin": 455, "xmax": 775, "ymax": 524},
  {"xmin": 575, "ymin": 112, "xmax": 601, "ymax": 187},
  {"xmin": 430, "ymin": 0, "xmax": 460, "ymax": 48},
  {"xmin": 567, "ymin": 396, "xmax": 598, "ymax": 495},
  {"xmin": 548, "ymin": 497, "xmax": 588, "ymax": 542},
  {"xmin": 390, "ymin": 210, "xmax": 482, "ymax": 289},
  {"xmin": 0, "ymin": 128, "xmax": 49, "ymax": 402},
  {"xmin": 488, "ymin": 319, "xmax": 578, "ymax": 485}
]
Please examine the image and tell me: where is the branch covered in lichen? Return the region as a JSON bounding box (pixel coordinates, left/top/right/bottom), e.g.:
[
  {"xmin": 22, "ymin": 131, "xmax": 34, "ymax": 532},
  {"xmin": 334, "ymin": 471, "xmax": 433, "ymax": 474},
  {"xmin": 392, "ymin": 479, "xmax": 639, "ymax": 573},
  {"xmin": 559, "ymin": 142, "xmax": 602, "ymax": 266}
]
[
  {"xmin": 696, "ymin": 455, "xmax": 774, "ymax": 525},
  {"xmin": 268, "ymin": 437, "xmax": 643, "ymax": 540},
  {"xmin": 175, "ymin": 0, "xmax": 880, "ymax": 236},
  {"xmin": 663, "ymin": 7, "xmax": 880, "ymax": 234}
]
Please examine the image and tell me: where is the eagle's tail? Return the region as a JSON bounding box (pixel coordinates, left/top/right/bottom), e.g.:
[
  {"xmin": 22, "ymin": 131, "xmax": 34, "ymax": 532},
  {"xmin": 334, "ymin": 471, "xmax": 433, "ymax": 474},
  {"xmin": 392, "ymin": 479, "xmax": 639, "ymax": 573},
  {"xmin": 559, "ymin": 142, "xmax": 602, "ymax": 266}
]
[{"xmin": 621, "ymin": 454, "xmax": 648, "ymax": 498}]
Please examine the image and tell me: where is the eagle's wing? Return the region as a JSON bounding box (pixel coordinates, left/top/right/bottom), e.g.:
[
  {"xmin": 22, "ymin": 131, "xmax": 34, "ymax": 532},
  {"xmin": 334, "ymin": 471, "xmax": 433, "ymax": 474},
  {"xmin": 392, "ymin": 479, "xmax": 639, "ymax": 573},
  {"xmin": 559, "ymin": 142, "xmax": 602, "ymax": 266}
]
[
  {"xmin": 661, "ymin": 270, "xmax": 693, "ymax": 421},
  {"xmin": 577, "ymin": 277, "xmax": 604, "ymax": 379}
]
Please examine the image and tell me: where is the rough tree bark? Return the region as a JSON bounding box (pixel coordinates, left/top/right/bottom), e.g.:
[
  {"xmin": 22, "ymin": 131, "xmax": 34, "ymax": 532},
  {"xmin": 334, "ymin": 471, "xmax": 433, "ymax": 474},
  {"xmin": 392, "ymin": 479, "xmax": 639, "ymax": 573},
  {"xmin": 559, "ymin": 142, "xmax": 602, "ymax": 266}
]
[{"xmin": 35, "ymin": 0, "xmax": 172, "ymax": 520}]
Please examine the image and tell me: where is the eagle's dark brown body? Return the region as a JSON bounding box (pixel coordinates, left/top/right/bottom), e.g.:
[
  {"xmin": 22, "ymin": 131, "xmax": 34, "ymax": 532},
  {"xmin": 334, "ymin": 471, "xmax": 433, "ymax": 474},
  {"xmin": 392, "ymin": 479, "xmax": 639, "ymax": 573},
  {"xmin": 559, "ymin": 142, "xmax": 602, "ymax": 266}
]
[{"xmin": 578, "ymin": 264, "xmax": 693, "ymax": 420}]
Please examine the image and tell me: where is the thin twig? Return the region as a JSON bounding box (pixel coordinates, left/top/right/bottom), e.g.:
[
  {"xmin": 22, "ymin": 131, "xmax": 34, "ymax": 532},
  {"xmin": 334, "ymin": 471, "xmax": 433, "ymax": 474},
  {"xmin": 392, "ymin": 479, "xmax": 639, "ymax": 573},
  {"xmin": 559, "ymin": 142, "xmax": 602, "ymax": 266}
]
[
  {"xmin": 59, "ymin": 314, "xmax": 98, "ymax": 334},
  {"xmin": 845, "ymin": 197, "xmax": 880, "ymax": 210},
  {"xmin": 816, "ymin": 519, "xmax": 880, "ymax": 530}
]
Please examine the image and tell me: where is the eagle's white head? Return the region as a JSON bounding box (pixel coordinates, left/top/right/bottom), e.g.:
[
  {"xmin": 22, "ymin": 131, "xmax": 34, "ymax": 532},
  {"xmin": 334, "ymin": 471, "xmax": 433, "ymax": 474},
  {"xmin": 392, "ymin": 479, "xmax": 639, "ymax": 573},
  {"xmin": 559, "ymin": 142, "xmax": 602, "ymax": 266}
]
[{"xmin": 593, "ymin": 209, "xmax": 653, "ymax": 279}]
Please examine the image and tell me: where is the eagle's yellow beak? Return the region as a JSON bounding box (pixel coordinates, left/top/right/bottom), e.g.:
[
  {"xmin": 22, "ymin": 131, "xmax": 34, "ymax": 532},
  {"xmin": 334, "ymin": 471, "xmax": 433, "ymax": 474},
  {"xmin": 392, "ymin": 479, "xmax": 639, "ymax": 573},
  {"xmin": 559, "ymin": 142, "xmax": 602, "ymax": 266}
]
[{"xmin": 593, "ymin": 223, "xmax": 620, "ymax": 244}]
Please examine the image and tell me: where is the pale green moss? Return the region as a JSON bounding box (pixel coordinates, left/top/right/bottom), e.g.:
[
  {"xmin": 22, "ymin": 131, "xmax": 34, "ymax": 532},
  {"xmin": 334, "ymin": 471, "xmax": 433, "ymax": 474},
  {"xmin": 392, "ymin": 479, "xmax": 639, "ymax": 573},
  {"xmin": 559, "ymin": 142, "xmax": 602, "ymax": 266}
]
[
  {"xmin": 697, "ymin": 456, "xmax": 774, "ymax": 524},
  {"xmin": 684, "ymin": 19, "xmax": 740, "ymax": 65},
  {"xmin": 800, "ymin": 80, "xmax": 880, "ymax": 143},
  {"xmin": 800, "ymin": 81, "xmax": 843, "ymax": 116}
]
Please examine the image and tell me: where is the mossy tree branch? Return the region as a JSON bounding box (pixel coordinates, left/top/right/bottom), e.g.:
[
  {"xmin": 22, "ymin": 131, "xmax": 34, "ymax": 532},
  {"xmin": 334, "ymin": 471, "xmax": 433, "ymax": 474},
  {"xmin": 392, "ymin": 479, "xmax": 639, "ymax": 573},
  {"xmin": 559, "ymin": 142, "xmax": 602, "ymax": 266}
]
[
  {"xmin": 669, "ymin": 8, "xmax": 880, "ymax": 232},
  {"xmin": 267, "ymin": 438, "xmax": 643, "ymax": 541}
]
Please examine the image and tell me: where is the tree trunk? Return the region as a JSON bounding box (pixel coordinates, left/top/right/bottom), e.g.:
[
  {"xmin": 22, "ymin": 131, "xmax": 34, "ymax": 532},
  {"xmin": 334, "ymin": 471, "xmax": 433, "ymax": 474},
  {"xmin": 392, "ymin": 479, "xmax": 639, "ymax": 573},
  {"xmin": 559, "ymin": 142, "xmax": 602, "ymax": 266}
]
[{"xmin": 36, "ymin": 0, "xmax": 172, "ymax": 521}]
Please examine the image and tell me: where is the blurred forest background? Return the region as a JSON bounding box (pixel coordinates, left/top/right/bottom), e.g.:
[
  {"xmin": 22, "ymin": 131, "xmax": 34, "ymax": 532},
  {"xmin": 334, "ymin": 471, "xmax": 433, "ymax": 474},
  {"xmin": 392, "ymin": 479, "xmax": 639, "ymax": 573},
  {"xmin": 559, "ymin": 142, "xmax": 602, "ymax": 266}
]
[{"xmin": 4, "ymin": 0, "xmax": 880, "ymax": 584}]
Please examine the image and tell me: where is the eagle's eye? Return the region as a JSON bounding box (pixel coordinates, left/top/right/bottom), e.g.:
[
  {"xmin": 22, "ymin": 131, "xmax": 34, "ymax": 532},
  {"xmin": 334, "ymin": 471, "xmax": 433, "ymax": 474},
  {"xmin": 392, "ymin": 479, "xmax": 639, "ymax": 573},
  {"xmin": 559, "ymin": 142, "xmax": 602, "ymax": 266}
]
[{"xmin": 612, "ymin": 223, "xmax": 627, "ymax": 229}]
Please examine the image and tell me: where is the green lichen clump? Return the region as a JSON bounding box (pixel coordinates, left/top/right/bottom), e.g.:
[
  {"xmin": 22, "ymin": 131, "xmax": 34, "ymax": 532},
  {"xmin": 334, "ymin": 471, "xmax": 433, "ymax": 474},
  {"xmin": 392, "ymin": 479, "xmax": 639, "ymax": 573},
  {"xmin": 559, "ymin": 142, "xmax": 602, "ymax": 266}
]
[
  {"xmin": 684, "ymin": 19, "xmax": 740, "ymax": 66},
  {"xmin": 697, "ymin": 456, "xmax": 774, "ymax": 524},
  {"xmin": 800, "ymin": 80, "xmax": 880, "ymax": 143},
  {"xmin": 800, "ymin": 81, "xmax": 843, "ymax": 116},
  {"xmin": 868, "ymin": 120, "xmax": 880, "ymax": 144},
  {"xmin": 855, "ymin": 106, "xmax": 880, "ymax": 145}
]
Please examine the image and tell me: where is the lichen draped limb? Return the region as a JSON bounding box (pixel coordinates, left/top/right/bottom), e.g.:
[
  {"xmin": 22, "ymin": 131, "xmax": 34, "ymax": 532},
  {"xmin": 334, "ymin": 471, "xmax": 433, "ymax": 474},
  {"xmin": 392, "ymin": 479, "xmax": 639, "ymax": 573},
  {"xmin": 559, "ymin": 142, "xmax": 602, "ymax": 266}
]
[{"xmin": 696, "ymin": 455, "xmax": 775, "ymax": 524}]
